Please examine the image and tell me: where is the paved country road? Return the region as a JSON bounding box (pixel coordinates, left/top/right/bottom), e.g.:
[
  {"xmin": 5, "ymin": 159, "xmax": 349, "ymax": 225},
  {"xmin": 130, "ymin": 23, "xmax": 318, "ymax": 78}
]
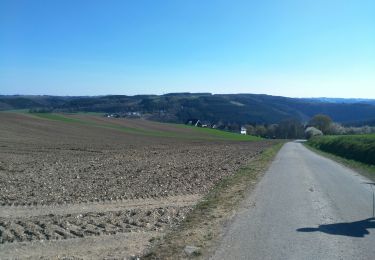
[{"xmin": 212, "ymin": 141, "xmax": 375, "ymax": 260}]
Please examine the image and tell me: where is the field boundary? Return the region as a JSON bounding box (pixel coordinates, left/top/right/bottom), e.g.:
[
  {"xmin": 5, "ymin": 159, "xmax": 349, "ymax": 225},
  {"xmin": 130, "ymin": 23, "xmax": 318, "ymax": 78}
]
[{"xmin": 143, "ymin": 142, "xmax": 284, "ymax": 259}]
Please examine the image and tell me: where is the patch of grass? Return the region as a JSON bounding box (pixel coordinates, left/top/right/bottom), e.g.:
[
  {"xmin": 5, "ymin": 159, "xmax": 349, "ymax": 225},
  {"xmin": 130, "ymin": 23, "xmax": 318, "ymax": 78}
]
[
  {"xmin": 172, "ymin": 124, "xmax": 262, "ymax": 141},
  {"xmin": 307, "ymin": 134, "xmax": 375, "ymax": 165},
  {"xmin": 304, "ymin": 143, "xmax": 375, "ymax": 182},
  {"xmin": 143, "ymin": 142, "xmax": 284, "ymax": 260},
  {"xmin": 75, "ymin": 111, "xmax": 106, "ymax": 116}
]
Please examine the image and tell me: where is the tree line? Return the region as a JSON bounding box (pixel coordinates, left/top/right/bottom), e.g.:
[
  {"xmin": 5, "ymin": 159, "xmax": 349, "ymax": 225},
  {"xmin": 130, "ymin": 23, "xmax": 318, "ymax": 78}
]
[{"xmin": 244, "ymin": 114, "xmax": 375, "ymax": 139}]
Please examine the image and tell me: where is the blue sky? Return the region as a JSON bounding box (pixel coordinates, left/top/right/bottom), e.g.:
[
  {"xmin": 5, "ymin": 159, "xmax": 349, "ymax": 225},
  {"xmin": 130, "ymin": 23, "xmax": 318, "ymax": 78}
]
[{"xmin": 0, "ymin": 0, "xmax": 374, "ymax": 98}]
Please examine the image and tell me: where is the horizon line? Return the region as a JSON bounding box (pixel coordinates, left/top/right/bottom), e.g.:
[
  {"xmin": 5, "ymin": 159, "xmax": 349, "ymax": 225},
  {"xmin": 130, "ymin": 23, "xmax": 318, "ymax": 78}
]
[{"xmin": 1, "ymin": 93, "xmax": 374, "ymax": 100}]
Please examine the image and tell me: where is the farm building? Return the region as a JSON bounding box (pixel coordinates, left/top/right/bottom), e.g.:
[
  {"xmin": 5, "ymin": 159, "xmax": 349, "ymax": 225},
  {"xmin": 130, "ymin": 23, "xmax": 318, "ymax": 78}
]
[{"xmin": 185, "ymin": 119, "xmax": 202, "ymax": 127}]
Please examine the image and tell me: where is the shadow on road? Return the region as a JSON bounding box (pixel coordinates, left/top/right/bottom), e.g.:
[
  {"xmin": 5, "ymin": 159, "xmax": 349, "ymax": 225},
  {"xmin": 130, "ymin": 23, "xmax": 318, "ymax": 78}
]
[{"xmin": 297, "ymin": 218, "xmax": 375, "ymax": 237}]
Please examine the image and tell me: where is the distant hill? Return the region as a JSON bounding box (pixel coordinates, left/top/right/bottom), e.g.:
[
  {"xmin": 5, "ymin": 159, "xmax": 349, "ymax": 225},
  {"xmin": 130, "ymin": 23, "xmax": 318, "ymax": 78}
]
[
  {"xmin": 1, "ymin": 93, "xmax": 374, "ymax": 126},
  {"xmin": 301, "ymin": 97, "xmax": 375, "ymax": 105}
]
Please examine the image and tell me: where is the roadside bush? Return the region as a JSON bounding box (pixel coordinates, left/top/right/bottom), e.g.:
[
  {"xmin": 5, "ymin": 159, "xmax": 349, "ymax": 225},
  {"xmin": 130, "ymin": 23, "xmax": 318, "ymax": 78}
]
[
  {"xmin": 305, "ymin": 126, "xmax": 323, "ymax": 139},
  {"xmin": 308, "ymin": 134, "xmax": 375, "ymax": 165}
]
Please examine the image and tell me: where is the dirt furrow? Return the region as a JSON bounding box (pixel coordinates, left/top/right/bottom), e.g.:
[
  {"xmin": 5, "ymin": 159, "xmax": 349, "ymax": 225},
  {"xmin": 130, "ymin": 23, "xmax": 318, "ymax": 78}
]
[
  {"xmin": 0, "ymin": 194, "xmax": 201, "ymax": 218},
  {"xmin": 0, "ymin": 206, "xmax": 191, "ymax": 244},
  {"xmin": 0, "ymin": 232, "xmax": 157, "ymax": 259}
]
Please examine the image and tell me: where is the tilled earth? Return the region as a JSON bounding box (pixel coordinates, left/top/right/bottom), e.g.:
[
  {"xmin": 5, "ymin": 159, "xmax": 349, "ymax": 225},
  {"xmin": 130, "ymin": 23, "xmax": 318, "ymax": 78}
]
[
  {"xmin": 0, "ymin": 113, "xmax": 274, "ymax": 258},
  {"xmin": 0, "ymin": 142, "xmax": 267, "ymax": 205},
  {"xmin": 0, "ymin": 206, "xmax": 191, "ymax": 244}
]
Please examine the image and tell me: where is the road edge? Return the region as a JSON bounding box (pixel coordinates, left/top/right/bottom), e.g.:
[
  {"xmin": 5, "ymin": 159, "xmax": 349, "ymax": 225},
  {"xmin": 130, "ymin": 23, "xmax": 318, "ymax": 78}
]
[{"xmin": 142, "ymin": 142, "xmax": 284, "ymax": 259}]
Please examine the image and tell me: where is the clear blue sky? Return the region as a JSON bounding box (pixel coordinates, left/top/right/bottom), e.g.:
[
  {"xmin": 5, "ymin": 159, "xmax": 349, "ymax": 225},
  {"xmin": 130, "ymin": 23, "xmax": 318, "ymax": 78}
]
[{"xmin": 1, "ymin": 0, "xmax": 374, "ymax": 98}]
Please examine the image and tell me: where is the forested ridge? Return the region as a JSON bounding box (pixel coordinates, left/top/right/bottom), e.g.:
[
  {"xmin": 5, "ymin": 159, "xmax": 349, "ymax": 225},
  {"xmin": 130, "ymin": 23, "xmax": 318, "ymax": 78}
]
[{"xmin": 1, "ymin": 93, "xmax": 374, "ymax": 126}]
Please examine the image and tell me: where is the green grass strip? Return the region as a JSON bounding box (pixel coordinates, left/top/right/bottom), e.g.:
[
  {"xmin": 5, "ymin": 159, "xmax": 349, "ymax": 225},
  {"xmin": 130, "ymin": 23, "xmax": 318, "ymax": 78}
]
[
  {"xmin": 167, "ymin": 123, "xmax": 262, "ymax": 141},
  {"xmin": 307, "ymin": 134, "xmax": 375, "ymax": 165}
]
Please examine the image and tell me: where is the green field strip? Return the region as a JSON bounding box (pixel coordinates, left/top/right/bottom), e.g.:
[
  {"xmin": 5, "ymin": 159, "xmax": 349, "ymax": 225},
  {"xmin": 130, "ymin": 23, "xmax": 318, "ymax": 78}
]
[{"xmin": 167, "ymin": 123, "xmax": 262, "ymax": 141}]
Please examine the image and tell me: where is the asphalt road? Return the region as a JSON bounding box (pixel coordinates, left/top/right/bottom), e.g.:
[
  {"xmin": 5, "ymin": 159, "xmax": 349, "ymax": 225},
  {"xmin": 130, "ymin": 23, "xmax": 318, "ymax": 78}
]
[{"xmin": 212, "ymin": 141, "xmax": 375, "ymax": 260}]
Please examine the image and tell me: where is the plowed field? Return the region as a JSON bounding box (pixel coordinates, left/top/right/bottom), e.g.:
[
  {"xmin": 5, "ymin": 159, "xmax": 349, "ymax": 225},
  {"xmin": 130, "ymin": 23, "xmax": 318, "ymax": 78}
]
[{"xmin": 0, "ymin": 112, "xmax": 273, "ymax": 259}]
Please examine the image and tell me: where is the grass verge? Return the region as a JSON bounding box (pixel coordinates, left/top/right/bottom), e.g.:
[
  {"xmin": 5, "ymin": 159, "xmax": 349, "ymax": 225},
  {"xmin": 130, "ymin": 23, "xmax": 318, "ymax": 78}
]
[
  {"xmin": 304, "ymin": 143, "xmax": 375, "ymax": 182},
  {"xmin": 307, "ymin": 134, "xmax": 375, "ymax": 165},
  {"xmin": 143, "ymin": 142, "xmax": 284, "ymax": 259}
]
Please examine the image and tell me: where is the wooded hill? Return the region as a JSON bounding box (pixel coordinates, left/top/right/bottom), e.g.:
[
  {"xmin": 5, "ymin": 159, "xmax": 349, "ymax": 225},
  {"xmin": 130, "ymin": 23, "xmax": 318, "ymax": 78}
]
[{"xmin": 1, "ymin": 93, "xmax": 374, "ymax": 126}]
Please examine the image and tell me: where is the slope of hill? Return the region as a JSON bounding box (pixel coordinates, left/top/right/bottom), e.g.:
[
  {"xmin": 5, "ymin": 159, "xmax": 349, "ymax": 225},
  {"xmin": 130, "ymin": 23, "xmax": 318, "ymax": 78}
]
[{"xmin": 1, "ymin": 93, "xmax": 374, "ymax": 125}]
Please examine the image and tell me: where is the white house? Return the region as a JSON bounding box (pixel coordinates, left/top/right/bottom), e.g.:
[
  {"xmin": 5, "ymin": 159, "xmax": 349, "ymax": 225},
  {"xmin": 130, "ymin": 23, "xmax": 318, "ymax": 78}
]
[{"xmin": 240, "ymin": 126, "xmax": 247, "ymax": 135}]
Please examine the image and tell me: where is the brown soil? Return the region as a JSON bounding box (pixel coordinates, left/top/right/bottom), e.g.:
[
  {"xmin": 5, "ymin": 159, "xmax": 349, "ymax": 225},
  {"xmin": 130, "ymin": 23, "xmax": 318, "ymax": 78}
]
[
  {"xmin": 0, "ymin": 112, "xmax": 273, "ymax": 259},
  {"xmin": 71, "ymin": 114, "xmax": 204, "ymax": 136}
]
